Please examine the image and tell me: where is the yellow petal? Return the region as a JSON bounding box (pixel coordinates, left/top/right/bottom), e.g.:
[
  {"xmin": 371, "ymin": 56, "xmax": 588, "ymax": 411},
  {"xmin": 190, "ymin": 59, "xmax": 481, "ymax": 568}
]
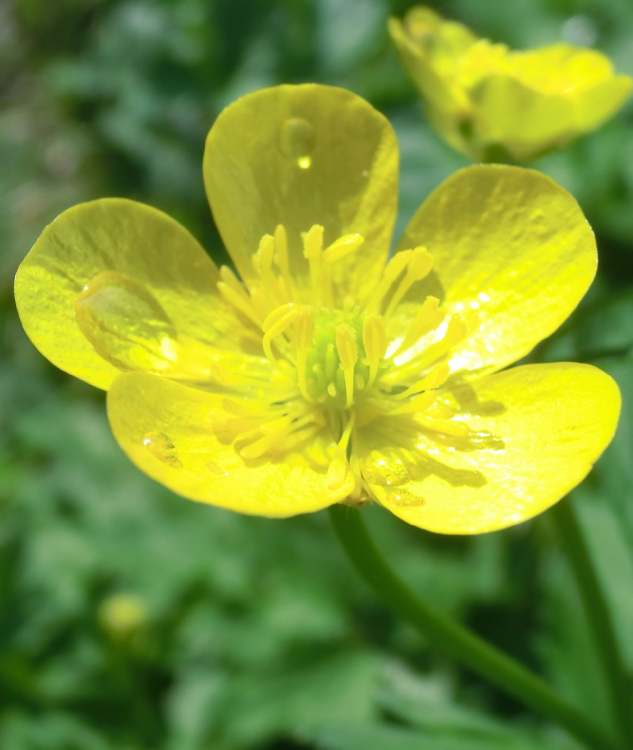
[
  {"xmin": 357, "ymin": 363, "xmax": 620, "ymax": 534},
  {"xmin": 389, "ymin": 10, "xmax": 632, "ymax": 161},
  {"xmin": 397, "ymin": 165, "xmax": 596, "ymax": 373},
  {"xmin": 107, "ymin": 373, "xmax": 345, "ymax": 517},
  {"xmin": 203, "ymin": 84, "xmax": 398, "ymax": 302},
  {"xmin": 574, "ymin": 75, "xmax": 633, "ymax": 130},
  {"xmin": 510, "ymin": 44, "xmax": 615, "ymax": 94},
  {"xmin": 14, "ymin": 199, "xmax": 247, "ymax": 390},
  {"xmin": 388, "ymin": 11, "xmax": 473, "ymax": 155},
  {"xmin": 470, "ymin": 75, "xmax": 575, "ymax": 161}
]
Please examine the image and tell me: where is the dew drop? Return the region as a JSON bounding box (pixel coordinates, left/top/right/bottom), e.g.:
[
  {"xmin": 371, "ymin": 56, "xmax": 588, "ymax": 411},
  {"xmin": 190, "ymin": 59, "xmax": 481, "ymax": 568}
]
[
  {"xmin": 142, "ymin": 431, "xmax": 182, "ymax": 467},
  {"xmin": 76, "ymin": 271, "xmax": 179, "ymax": 372},
  {"xmin": 386, "ymin": 489, "xmax": 424, "ymax": 507},
  {"xmin": 280, "ymin": 117, "xmax": 315, "ymax": 170},
  {"xmin": 362, "ymin": 451, "xmax": 409, "ymax": 486}
]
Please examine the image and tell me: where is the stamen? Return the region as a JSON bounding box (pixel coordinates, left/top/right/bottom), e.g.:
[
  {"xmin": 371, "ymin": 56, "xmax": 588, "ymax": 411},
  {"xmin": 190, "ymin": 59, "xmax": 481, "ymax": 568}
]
[
  {"xmin": 326, "ymin": 414, "xmax": 356, "ymax": 492},
  {"xmin": 252, "ymin": 234, "xmax": 275, "ymax": 278},
  {"xmin": 323, "ymin": 233, "xmax": 365, "ymax": 264},
  {"xmin": 262, "ymin": 303, "xmax": 297, "ymax": 332},
  {"xmin": 294, "ymin": 306, "xmax": 314, "ymax": 401},
  {"xmin": 367, "ymin": 250, "xmax": 412, "ymax": 313},
  {"xmin": 393, "ymin": 361, "xmax": 450, "ymax": 400},
  {"xmin": 335, "ymin": 324, "xmax": 358, "ymax": 408},
  {"xmin": 389, "ymin": 315, "xmax": 467, "ymax": 383},
  {"xmin": 395, "ymin": 295, "xmax": 443, "ymax": 354},
  {"xmin": 384, "ymin": 246, "xmax": 433, "ymax": 317},
  {"xmin": 362, "ymin": 314, "xmax": 386, "ymax": 386},
  {"xmin": 302, "ymin": 224, "xmax": 325, "ymax": 304},
  {"xmin": 262, "ymin": 305, "xmax": 300, "ymax": 361},
  {"xmin": 415, "ymin": 316, "xmax": 467, "ymax": 369},
  {"xmin": 274, "ymin": 224, "xmax": 289, "ymax": 277},
  {"xmin": 217, "ymin": 269, "xmax": 261, "ymax": 328},
  {"xmin": 274, "ymin": 224, "xmax": 295, "ymax": 302}
]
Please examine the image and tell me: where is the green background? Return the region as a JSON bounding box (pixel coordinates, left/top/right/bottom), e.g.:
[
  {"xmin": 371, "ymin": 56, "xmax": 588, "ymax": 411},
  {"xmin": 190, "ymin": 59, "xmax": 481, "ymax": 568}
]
[{"xmin": 2, "ymin": 0, "xmax": 633, "ymax": 748}]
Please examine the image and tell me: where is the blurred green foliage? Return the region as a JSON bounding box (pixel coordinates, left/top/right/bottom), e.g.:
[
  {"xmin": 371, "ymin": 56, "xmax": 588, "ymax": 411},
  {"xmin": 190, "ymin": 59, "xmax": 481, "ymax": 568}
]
[{"xmin": 1, "ymin": 0, "xmax": 633, "ymax": 748}]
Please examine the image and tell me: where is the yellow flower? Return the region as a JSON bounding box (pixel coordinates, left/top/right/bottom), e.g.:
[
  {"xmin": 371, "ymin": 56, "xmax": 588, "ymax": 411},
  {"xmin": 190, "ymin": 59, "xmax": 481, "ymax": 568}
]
[
  {"xmin": 15, "ymin": 84, "xmax": 620, "ymax": 534},
  {"xmin": 389, "ymin": 6, "xmax": 633, "ymax": 162}
]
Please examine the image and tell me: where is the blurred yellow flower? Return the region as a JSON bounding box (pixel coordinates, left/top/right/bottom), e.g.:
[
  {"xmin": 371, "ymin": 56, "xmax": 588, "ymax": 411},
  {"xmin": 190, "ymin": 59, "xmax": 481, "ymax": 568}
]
[
  {"xmin": 389, "ymin": 6, "xmax": 633, "ymax": 161},
  {"xmin": 15, "ymin": 84, "xmax": 620, "ymax": 534},
  {"xmin": 99, "ymin": 593, "xmax": 146, "ymax": 639}
]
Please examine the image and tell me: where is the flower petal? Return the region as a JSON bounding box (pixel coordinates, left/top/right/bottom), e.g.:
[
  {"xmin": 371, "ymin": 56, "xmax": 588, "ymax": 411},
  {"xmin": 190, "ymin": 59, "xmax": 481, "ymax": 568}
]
[
  {"xmin": 574, "ymin": 76, "xmax": 633, "ymax": 130},
  {"xmin": 469, "ymin": 75, "xmax": 575, "ymax": 161},
  {"xmin": 14, "ymin": 199, "xmax": 248, "ymax": 389},
  {"xmin": 203, "ymin": 84, "xmax": 398, "ymax": 300},
  {"xmin": 107, "ymin": 372, "xmax": 345, "ymax": 517},
  {"xmin": 358, "ymin": 363, "xmax": 620, "ymax": 534},
  {"xmin": 397, "ymin": 165, "xmax": 596, "ymax": 373}
]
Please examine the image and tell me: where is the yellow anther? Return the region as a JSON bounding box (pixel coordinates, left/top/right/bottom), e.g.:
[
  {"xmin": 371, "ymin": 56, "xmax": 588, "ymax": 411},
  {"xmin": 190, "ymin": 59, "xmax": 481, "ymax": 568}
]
[
  {"xmin": 217, "ymin": 280, "xmax": 260, "ymax": 328},
  {"xmin": 327, "ymin": 382, "xmax": 337, "ymax": 398},
  {"xmin": 338, "ymin": 412, "xmax": 355, "ymax": 453},
  {"xmin": 335, "ymin": 323, "xmax": 358, "ymax": 408},
  {"xmin": 262, "ymin": 306, "xmax": 300, "ymax": 361},
  {"xmin": 253, "ymin": 233, "xmax": 275, "ymax": 276},
  {"xmin": 326, "ymin": 413, "xmax": 356, "ymax": 490},
  {"xmin": 219, "ymin": 265, "xmax": 245, "ymax": 294},
  {"xmin": 407, "ymin": 246, "xmax": 433, "ymax": 280},
  {"xmin": 302, "ymin": 224, "xmax": 324, "ymax": 260},
  {"xmin": 294, "ymin": 306, "xmax": 314, "ymax": 401},
  {"xmin": 262, "ymin": 303, "xmax": 297, "ymax": 332},
  {"xmin": 302, "ymin": 225, "xmax": 329, "ymax": 305},
  {"xmin": 322, "ymin": 233, "xmax": 365, "ymax": 264},
  {"xmin": 394, "ymin": 361, "xmax": 450, "ymax": 400},
  {"xmin": 427, "ymin": 316, "xmax": 468, "ymax": 361},
  {"xmin": 274, "ymin": 224, "xmax": 289, "ymax": 276},
  {"xmin": 362, "ymin": 314, "xmax": 386, "ymax": 386},
  {"xmin": 397, "ymin": 295, "xmax": 443, "ymax": 353},
  {"xmin": 367, "ymin": 250, "xmax": 412, "ymax": 314},
  {"xmin": 385, "ymin": 246, "xmax": 433, "ymax": 317}
]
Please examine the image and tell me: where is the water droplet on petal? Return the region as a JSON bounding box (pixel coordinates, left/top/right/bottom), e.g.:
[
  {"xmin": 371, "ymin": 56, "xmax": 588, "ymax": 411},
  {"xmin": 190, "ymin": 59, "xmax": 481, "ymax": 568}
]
[
  {"xmin": 76, "ymin": 271, "xmax": 179, "ymax": 372},
  {"xmin": 280, "ymin": 117, "xmax": 315, "ymax": 170},
  {"xmin": 362, "ymin": 450, "xmax": 409, "ymax": 486},
  {"xmin": 142, "ymin": 431, "xmax": 182, "ymax": 467},
  {"xmin": 386, "ymin": 488, "xmax": 424, "ymax": 507}
]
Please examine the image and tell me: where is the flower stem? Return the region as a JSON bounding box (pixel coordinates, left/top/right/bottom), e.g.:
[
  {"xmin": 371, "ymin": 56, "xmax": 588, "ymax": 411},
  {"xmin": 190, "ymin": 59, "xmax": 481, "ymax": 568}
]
[
  {"xmin": 329, "ymin": 505, "xmax": 619, "ymax": 750},
  {"xmin": 552, "ymin": 499, "xmax": 633, "ymax": 749}
]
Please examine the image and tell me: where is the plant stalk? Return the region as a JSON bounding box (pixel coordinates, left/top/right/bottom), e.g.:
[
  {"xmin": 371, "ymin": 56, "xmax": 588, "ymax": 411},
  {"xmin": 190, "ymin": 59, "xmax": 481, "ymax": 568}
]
[
  {"xmin": 552, "ymin": 499, "xmax": 633, "ymax": 749},
  {"xmin": 329, "ymin": 504, "xmax": 619, "ymax": 750}
]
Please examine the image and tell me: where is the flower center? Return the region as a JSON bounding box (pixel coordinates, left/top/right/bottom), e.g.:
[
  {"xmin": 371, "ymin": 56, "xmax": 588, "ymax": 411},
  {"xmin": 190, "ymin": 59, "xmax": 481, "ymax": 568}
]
[{"xmin": 215, "ymin": 223, "xmax": 482, "ymax": 498}]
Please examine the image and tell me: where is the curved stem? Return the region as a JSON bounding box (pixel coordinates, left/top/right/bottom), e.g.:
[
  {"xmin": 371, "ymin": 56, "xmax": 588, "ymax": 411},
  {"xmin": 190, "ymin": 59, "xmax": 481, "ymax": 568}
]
[
  {"xmin": 329, "ymin": 505, "xmax": 619, "ymax": 750},
  {"xmin": 552, "ymin": 500, "xmax": 633, "ymax": 749}
]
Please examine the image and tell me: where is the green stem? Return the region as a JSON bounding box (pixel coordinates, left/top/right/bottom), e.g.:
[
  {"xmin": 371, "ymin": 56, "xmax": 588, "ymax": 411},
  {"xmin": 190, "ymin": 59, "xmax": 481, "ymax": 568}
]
[
  {"xmin": 552, "ymin": 500, "xmax": 633, "ymax": 749},
  {"xmin": 329, "ymin": 505, "xmax": 619, "ymax": 750}
]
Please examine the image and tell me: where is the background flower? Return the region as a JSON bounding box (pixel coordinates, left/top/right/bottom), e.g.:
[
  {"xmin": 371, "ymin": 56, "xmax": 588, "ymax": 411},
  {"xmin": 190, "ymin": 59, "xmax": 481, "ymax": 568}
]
[{"xmin": 390, "ymin": 5, "xmax": 633, "ymax": 161}]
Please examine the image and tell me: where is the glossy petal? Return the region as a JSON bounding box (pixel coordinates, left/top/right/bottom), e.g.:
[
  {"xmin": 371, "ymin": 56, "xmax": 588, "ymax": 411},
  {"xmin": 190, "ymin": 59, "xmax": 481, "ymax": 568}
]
[
  {"xmin": 203, "ymin": 84, "xmax": 398, "ymax": 301},
  {"xmin": 14, "ymin": 199, "xmax": 249, "ymax": 389},
  {"xmin": 357, "ymin": 363, "xmax": 620, "ymax": 534},
  {"xmin": 107, "ymin": 373, "xmax": 346, "ymax": 516},
  {"xmin": 397, "ymin": 165, "xmax": 596, "ymax": 373}
]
